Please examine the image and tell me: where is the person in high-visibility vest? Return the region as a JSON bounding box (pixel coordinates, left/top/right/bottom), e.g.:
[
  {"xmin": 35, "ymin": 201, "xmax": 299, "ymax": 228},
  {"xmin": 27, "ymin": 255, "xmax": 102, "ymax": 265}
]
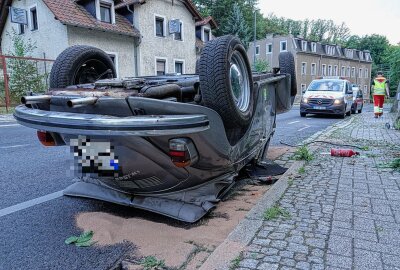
[{"xmin": 371, "ymin": 71, "xmax": 390, "ymax": 118}]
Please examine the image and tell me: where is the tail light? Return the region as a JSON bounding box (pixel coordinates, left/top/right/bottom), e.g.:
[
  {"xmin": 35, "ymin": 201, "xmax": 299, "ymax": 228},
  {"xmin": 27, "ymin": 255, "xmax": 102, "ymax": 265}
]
[
  {"xmin": 37, "ymin": 131, "xmax": 56, "ymax": 147},
  {"xmin": 169, "ymin": 138, "xmax": 199, "ymax": 167}
]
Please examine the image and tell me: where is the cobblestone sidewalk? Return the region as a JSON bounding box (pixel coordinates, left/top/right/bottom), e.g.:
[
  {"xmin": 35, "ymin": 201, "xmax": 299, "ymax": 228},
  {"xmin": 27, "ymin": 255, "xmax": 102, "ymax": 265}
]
[{"xmin": 237, "ymin": 111, "xmax": 400, "ymax": 270}]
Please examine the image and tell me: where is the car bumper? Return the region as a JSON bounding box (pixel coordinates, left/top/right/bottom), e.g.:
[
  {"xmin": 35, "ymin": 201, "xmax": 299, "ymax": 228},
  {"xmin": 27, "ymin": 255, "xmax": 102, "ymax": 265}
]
[
  {"xmin": 14, "ymin": 105, "xmax": 210, "ymax": 136},
  {"xmin": 300, "ymin": 103, "xmax": 345, "ymax": 115}
]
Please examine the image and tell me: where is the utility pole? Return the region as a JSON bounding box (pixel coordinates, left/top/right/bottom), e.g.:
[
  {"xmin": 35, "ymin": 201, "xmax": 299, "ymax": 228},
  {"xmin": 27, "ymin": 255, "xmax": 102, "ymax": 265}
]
[{"xmin": 253, "ymin": 7, "xmax": 257, "ymax": 69}]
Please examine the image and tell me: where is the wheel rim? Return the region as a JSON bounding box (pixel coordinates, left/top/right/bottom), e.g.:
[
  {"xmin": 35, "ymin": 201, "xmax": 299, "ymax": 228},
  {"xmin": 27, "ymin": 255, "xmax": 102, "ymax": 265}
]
[
  {"xmin": 229, "ymin": 51, "xmax": 251, "ymax": 112},
  {"xmin": 73, "ymin": 59, "xmax": 110, "ymax": 85}
]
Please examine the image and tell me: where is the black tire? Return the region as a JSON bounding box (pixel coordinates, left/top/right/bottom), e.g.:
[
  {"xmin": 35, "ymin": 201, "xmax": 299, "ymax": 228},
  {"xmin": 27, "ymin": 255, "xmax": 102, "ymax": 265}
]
[
  {"xmin": 358, "ymin": 105, "xmax": 363, "ymax": 114},
  {"xmin": 351, "ymin": 106, "xmax": 356, "ymax": 114},
  {"xmin": 300, "ymin": 112, "xmax": 306, "ymax": 117},
  {"xmin": 279, "ymin": 52, "xmax": 297, "ymax": 98},
  {"xmin": 198, "ymin": 35, "xmax": 254, "ymax": 129},
  {"xmin": 346, "ymin": 108, "xmax": 351, "ymax": 116},
  {"xmin": 50, "ymin": 45, "xmax": 116, "ymax": 88}
]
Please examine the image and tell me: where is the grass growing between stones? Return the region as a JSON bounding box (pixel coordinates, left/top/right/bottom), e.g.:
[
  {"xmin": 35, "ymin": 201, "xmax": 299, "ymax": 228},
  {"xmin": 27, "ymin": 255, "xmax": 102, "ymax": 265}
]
[
  {"xmin": 229, "ymin": 252, "xmax": 243, "ymax": 270},
  {"xmin": 292, "ymin": 146, "xmax": 313, "ymax": 161},
  {"xmin": 298, "ymin": 166, "xmax": 306, "ymax": 174},
  {"xmin": 141, "ymin": 256, "xmax": 166, "ymax": 270},
  {"xmin": 263, "ymin": 205, "xmax": 291, "ymax": 220},
  {"xmin": 379, "ymin": 158, "xmax": 400, "ymax": 171}
]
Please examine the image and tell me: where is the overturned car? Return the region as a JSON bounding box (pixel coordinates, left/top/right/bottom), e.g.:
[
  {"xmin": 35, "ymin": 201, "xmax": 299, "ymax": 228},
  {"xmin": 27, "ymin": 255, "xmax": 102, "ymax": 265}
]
[{"xmin": 14, "ymin": 36, "xmax": 296, "ymax": 222}]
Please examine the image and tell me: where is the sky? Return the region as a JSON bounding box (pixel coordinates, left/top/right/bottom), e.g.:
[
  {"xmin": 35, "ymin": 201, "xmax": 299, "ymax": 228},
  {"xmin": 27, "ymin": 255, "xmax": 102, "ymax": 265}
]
[{"xmin": 257, "ymin": 0, "xmax": 400, "ymax": 45}]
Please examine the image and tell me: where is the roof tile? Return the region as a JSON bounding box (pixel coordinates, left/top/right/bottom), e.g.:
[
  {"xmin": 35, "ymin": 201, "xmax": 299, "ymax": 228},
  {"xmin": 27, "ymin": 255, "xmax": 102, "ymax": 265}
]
[{"xmin": 43, "ymin": 0, "xmax": 140, "ymax": 37}]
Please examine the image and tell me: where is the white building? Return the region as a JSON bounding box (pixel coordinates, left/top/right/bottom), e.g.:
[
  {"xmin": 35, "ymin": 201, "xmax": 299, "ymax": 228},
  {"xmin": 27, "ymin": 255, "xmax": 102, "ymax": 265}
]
[{"xmin": 0, "ymin": 0, "xmax": 216, "ymax": 77}]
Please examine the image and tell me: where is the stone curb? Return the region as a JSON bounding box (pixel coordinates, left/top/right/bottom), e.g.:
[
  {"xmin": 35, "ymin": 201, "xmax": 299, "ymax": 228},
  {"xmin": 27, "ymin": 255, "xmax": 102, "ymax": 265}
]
[
  {"xmin": 199, "ymin": 116, "xmax": 357, "ymax": 270},
  {"xmin": 199, "ymin": 160, "xmax": 305, "ymax": 270}
]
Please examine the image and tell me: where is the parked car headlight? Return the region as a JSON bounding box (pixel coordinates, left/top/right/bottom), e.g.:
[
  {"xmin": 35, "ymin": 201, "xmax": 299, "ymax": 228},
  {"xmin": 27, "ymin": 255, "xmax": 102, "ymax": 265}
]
[
  {"xmin": 334, "ymin": 99, "xmax": 342, "ymax": 104},
  {"xmin": 302, "ymin": 97, "xmax": 308, "ymax": 103}
]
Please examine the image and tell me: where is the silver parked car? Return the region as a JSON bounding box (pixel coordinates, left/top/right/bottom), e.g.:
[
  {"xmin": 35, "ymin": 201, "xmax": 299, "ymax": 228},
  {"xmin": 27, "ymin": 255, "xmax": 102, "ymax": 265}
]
[{"xmin": 14, "ymin": 36, "xmax": 296, "ymax": 222}]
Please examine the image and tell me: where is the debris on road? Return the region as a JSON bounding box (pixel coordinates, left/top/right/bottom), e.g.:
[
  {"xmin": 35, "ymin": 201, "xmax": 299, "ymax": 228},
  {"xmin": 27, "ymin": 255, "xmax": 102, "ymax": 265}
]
[
  {"xmin": 330, "ymin": 148, "xmax": 360, "ymax": 157},
  {"xmin": 65, "ymin": 230, "xmax": 95, "ymax": 247}
]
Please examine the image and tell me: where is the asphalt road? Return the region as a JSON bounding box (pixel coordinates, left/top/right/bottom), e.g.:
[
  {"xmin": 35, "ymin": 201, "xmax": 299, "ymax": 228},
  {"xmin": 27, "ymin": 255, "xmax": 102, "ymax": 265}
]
[
  {"xmin": 0, "ymin": 106, "xmax": 348, "ymax": 269},
  {"xmin": 271, "ymin": 105, "xmax": 344, "ymax": 146}
]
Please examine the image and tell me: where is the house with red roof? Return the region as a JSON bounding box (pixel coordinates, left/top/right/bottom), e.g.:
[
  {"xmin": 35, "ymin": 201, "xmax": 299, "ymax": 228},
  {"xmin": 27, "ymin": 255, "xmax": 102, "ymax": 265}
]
[{"xmin": 0, "ymin": 0, "xmax": 216, "ymax": 77}]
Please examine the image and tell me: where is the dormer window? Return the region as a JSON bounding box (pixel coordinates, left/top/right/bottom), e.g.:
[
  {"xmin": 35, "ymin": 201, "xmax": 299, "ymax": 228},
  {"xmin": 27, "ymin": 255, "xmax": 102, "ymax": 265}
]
[
  {"xmin": 311, "ymin": 42, "xmax": 316, "ymax": 53},
  {"xmin": 100, "ymin": 3, "xmax": 111, "ymax": 23},
  {"xmin": 202, "ymin": 27, "xmax": 211, "ymax": 42},
  {"xmin": 359, "ymin": 51, "xmax": 364, "ymax": 60},
  {"xmin": 96, "ymin": 0, "xmax": 115, "ymax": 24},
  {"xmin": 345, "ymin": 49, "xmax": 354, "ymax": 58},
  {"xmin": 301, "ymin": 40, "xmax": 307, "ymax": 51}
]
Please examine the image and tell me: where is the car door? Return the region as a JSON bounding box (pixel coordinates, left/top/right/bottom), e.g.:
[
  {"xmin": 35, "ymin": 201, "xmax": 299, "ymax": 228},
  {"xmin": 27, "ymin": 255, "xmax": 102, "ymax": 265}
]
[{"xmin": 345, "ymin": 82, "xmax": 353, "ymax": 111}]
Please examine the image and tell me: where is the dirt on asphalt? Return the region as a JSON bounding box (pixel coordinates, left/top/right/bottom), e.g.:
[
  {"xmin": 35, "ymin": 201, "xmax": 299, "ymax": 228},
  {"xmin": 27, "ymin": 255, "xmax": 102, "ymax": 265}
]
[{"xmin": 75, "ymin": 146, "xmax": 293, "ymax": 269}]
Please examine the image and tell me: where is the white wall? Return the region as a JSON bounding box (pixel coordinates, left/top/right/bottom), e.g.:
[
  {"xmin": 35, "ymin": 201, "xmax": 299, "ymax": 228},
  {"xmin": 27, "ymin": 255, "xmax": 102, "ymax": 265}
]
[
  {"xmin": 67, "ymin": 27, "xmax": 136, "ymax": 78},
  {"xmin": 134, "ymin": 0, "xmax": 197, "ymax": 76},
  {"xmin": 1, "ymin": 0, "xmax": 68, "ymax": 60}
]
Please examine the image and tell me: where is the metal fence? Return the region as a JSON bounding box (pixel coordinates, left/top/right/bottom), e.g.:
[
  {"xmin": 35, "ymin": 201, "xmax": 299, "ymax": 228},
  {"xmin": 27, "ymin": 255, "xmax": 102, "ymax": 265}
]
[{"xmin": 0, "ymin": 54, "xmax": 54, "ymax": 112}]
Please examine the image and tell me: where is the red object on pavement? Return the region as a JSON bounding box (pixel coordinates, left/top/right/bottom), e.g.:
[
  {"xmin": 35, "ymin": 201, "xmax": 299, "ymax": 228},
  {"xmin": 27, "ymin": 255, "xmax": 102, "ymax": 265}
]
[{"xmin": 330, "ymin": 149, "xmax": 359, "ymax": 157}]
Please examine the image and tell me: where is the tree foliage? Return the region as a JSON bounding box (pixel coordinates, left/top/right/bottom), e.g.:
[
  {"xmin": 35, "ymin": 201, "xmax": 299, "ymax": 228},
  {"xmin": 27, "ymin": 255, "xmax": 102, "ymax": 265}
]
[
  {"xmin": 222, "ymin": 3, "xmax": 251, "ymax": 45},
  {"xmin": 6, "ymin": 29, "xmax": 46, "ymax": 101},
  {"xmin": 254, "ymin": 59, "xmax": 270, "ymax": 72}
]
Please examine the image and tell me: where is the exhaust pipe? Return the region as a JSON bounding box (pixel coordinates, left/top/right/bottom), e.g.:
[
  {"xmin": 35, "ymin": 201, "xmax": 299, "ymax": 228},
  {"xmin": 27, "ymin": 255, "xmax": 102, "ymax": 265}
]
[
  {"xmin": 21, "ymin": 95, "xmax": 52, "ymax": 105},
  {"xmin": 67, "ymin": 97, "xmax": 98, "ymax": 108}
]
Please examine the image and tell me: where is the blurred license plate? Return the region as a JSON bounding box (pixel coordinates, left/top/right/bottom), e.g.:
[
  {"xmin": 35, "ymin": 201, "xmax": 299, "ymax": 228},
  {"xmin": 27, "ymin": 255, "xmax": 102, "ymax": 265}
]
[{"xmin": 314, "ymin": 106, "xmax": 326, "ymax": 110}]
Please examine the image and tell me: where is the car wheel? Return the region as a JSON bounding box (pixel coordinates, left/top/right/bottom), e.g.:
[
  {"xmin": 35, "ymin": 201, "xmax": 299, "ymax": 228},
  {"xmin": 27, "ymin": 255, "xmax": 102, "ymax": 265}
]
[
  {"xmin": 279, "ymin": 52, "xmax": 297, "ymax": 103},
  {"xmin": 351, "ymin": 107, "xmax": 356, "ymax": 114},
  {"xmin": 346, "ymin": 107, "xmax": 351, "ymax": 116},
  {"xmin": 199, "ymin": 35, "xmax": 254, "ymax": 129},
  {"xmin": 50, "ymin": 45, "xmax": 116, "ymax": 88},
  {"xmin": 358, "ymin": 105, "xmax": 363, "ymax": 114},
  {"xmin": 300, "ymin": 112, "xmax": 306, "ymax": 117}
]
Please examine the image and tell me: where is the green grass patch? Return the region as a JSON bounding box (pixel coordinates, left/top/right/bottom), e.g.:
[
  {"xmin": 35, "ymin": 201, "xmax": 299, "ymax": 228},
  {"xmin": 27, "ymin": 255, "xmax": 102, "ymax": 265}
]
[
  {"xmin": 141, "ymin": 256, "xmax": 165, "ymax": 270},
  {"xmin": 0, "ymin": 106, "xmax": 15, "ymax": 115},
  {"xmin": 379, "ymin": 158, "xmax": 400, "ymax": 171},
  {"xmin": 263, "ymin": 205, "xmax": 291, "ymax": 220},
  {"xmin": 292, "ymin": 146, "xmax": 313, "ymax": 161},
  {"xmin": 360, "ymin": 146, "xmax": 370, "ymax": 151},
  {"xmin": 229, "ymin": 252, "xmax": 243, "ymax": 270},
  {"xmin": 298, "ymin": 166, "xmax": 306, "ymax": 174}
]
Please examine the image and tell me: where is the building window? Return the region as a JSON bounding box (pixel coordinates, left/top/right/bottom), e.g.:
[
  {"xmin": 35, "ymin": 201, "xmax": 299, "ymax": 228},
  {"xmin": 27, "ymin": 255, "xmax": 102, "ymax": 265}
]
[
  {"xmin": 311, "ymin": 42, "xmax": 316, "ymax": 53},
  {"xmin": 322, "ymin": 64, "xmax": 326, "ymax": 76},
  {"xmin": 174, "ymin": 60, "xmax": 184, "ymax": 74},
  {"xmin": 364, "ymin": 85, "xmax": 368, "ymax": 95},
  {"xmin": 18, "ymin": 24, "xmax": 25, "ymax": 35},
  {"xmin": 351, "ymin": 67, "xmax": 356, "ymax": 78},
  {"xmin": 301, "ymin": 84, "xmax": 307, "ymax": 93},
  {"xmin": 341, "ymin": 66, "xmax": 346, "ymax": 76},
  {"xmin": 156, "ymin": 58, "xmax": 166, "ymax": 75},
  {"xmin": 203, "ymin": 28, "xmax": 210, "ymax": 42},
  {"xmin": 336, "ymin": 46, "xmax": 342, "ymax": 56},
  {"xmin": 359, "ymin": 68, "xmax": 362, "ymax": 78},
  {"xmin": 359, "ymin": 51, "xmax": 364, "ymax": 60},
  {"xmin": 30, "ymin": 6, "xmax": 38, "ymax": 31},
  {"xmin": 345, "ymin": 49, "xmax": 354, "ymax": 58},
  {"xmin": 347, "ymin": 66, "xmax": 351, "ymax": 77},
  {"xmin": 365, "ymin": 53, "xmax": 371, "ymax": 61},
  {"xmin": 365, "ymin": 68, "xmax": 369, "ymax": 78},
  {"xmin": 155, "ymin": 16, "xmax": 165, "ymax": 37},
  {"xmin": 266, "ymin": 43, "xmax": 272, "ymax": 54},
  {"xmin": 255, "ymin": 45, "xmax": 260, "ymax": 55},
  {"xmin": 301, "ymin": 62, "xmax": 307, "ymax": 75},
  {"xmin": 328, "ymin": 65, "xmax": 332, "ymax": 76},
  {"xmin": 280, "ymin": 41, "xmax": 287, "ymax": 52},
  {"xmin": 311, "ymin": 63, "xmax": 316, "ymax": 75},
  {"xmin": 301, "ymin": 41, "xmax": 307, "ymax": 51},
  {"xmin": 100, "ymin": 2, "xmax": 112, "ymax": 23},
  {"xmin": 334, "ymin": 65, "xmax": 338, "ymax": 76},
  {"xmin": 174, "ymin": 21, "xmax": 183, "ymax": 41}
]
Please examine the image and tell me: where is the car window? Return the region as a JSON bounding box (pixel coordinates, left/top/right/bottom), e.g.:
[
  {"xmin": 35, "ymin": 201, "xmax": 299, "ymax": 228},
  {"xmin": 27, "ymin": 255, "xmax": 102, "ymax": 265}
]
[{"xmin": 307, "ymin": 80, "xmax": 344, "ymax": 92}]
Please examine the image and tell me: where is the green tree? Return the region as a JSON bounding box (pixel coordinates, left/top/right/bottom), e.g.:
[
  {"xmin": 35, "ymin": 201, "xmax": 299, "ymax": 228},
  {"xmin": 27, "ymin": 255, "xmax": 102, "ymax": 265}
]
[
  {"xmin": 6, "ymin": 29, "xmax": 46, "ymax": 101},
  {"xmin": 222, "ymin": 3, "xmax": 251, "ymax": 46},
  {"xmin": 254, "ymin": 59, "xmax": 270, "ymax": 72},
  {"xmin": 386, "ymin": 45, "xmax": 400, "ymax": 96}
]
